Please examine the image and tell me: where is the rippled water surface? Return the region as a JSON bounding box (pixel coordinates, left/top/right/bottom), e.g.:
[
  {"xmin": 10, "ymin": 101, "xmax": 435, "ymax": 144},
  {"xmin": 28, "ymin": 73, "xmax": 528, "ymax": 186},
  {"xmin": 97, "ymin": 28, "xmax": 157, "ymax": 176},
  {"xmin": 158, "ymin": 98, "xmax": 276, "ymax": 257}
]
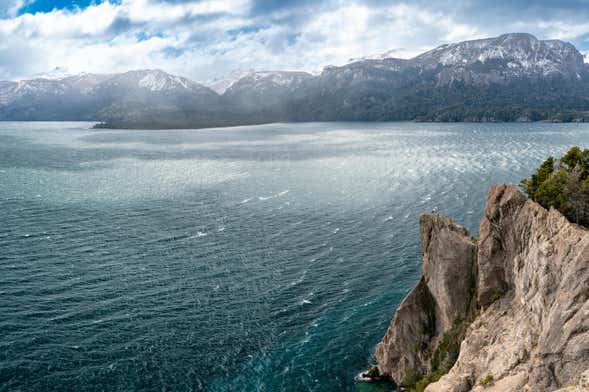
[{"xmin": 3, "ymin": 121, "xmax": 589, "ymax": 391}]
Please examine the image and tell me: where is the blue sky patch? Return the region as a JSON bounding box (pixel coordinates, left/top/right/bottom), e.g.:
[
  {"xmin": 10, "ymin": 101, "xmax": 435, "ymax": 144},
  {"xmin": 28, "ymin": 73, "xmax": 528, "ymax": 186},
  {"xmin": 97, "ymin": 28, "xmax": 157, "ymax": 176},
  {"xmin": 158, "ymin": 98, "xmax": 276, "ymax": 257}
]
[
  {"xmin": 17, "ymin": 0, "xmax": 111, "ymax": 15},
  {"xmin": 161, "ymin": 46, "xmax": 184, "ymax": 58},
  {"xmin": 137, "ymin": 31, "xmax": 165, "ymax": 42}
]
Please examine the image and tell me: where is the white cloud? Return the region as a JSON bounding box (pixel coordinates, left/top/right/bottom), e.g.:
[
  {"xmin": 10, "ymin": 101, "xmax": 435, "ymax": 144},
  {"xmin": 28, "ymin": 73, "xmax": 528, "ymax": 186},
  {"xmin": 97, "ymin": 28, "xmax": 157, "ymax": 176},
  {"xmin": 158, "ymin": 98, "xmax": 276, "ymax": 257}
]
[
  {"xmin": 0, "ymin": 2, "xmax": 118, "ymax": 39},
  {"xmin": 0, "ymin": 0, "xmax": 587, "ymax": 82},
  {"xmin": 6, "ymin": 0, "xmax": 31, "ymax": 17}
]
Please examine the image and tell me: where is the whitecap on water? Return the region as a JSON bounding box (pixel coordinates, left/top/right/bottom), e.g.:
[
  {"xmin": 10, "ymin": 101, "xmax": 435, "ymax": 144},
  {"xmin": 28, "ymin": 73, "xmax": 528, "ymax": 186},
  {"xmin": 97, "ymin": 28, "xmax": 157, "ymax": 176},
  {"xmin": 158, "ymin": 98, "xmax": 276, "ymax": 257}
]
[
  {"xmin": 355, "ymin": 371, "xmax": 373, "ymax": 382},
  {"xmin": 289, "ymin": 270, "xmax": 307, "ymax": 287},
  {"xmin": 299, "ymin": 292, "xmax": 314, "ymax": 305},
  {"xmin": 300, "ymin": 332, "xmax": 311, "ymax": 344},
  {"xmin": 189, "ymin": 231, "xmax": 208, "ymax": 239}
]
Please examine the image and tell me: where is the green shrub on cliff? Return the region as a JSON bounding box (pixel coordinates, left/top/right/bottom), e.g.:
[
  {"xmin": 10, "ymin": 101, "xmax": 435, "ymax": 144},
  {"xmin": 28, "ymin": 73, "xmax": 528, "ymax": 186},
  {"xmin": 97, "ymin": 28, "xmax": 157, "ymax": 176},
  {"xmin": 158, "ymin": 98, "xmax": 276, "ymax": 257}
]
[
  {"xmin": 479, "ymin": 373, "xmax": 494, "ymax": 387},
  {"xmin": 402, "ymin": 318, "xmax": 470, "ymax": 392},
  {"xmin": 520, "ymin": 146, "xmax": 589, "ymax": 226}
]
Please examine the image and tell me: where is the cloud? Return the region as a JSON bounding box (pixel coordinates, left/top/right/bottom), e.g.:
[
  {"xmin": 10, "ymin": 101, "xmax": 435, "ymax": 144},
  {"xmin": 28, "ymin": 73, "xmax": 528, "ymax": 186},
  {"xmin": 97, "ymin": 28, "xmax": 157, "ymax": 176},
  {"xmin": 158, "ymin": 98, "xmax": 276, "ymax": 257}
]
[
  {"xmin": 0, "ymin": 0, "xmax": 31, "ymax": 17},
  {"xmin": 0, "ymin": 35, "xmax": 41, "ymax": 79},
  {"xmin": 0, "ymin": 0, "xmax": 588, "ymax": 82}
]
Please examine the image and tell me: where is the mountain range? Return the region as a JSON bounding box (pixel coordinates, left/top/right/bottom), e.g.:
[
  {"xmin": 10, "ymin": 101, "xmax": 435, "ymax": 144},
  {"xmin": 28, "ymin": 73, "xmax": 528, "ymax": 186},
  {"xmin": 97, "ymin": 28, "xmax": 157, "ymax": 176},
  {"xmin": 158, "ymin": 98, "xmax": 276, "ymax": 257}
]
[{"xmin": 2, "ymin": 33, "xmax": 589, "ymax": 128}]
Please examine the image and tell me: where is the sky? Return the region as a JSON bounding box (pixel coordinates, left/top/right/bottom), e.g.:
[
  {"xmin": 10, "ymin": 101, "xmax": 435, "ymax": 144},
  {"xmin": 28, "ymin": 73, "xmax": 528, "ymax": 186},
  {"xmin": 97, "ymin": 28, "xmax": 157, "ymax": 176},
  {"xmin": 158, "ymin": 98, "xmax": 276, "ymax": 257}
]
[{"xmin": 1, "ymin": 0, "xmax": 589, "ymax": 83}]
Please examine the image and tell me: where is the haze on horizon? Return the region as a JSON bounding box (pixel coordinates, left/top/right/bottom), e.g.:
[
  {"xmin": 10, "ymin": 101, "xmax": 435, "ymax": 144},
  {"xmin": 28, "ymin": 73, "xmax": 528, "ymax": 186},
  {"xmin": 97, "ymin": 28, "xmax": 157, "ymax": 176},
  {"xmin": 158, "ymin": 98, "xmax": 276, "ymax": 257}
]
[{"xmin": 1, "ymin": 0, "xmax": 589, "ymax": 83}]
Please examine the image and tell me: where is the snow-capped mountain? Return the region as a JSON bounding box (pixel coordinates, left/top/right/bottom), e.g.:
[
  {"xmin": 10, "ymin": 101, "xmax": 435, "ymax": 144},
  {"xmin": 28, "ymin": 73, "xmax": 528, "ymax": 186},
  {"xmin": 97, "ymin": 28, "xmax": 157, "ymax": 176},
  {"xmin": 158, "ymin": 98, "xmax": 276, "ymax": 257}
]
[
  {"xmin": 0, "ymin": 70, "xmax": 212, "ymax": 103},
  {"xmin": 347, "ymin": 48, "xmax": 408, "ymax": 64},
  {"xmin": 31, "ymin": 66, "xmax": 73, "ymax": 80},
  {"xmin": 0, "ymin": 69, "xmax": 219, "ymax": 123},
  {"xmin": 0, "ymin": 73, "xmax": 112, "ymax": 103},
  {"xmin": 1, "ymin": 33, "xmax": 589, "ymax": 127},
  {"xmin": 324, "ymin": 33, "xmax": 587, "ymax": 90},
  {"xmin": 287, "ymin": 33, "xmax": 589, "ymax": 123},
  {"xmin": 223, "ymin": 71, "xmax": 314, "ymax": 98},
  {"xmin": 98, "ymin": 70, "xmax": 209, "ymax": 93},
  {"xmin": 417, "ymin": 34, "xmax": 575, "ymax": 67},
  {"xmin": 413, "ymin": 33, "xmax": 585, "ymax": 85},
  {"xmin": 205, "ymin": 71, "xmax": 253, "ymax": 94},
  {"xmin": 221, "ymin": 71, "xmax": 313, "ymax": 112},
  {"xmin": 208, "ymin": 70, "xmax": 313, "ymax": 95}
]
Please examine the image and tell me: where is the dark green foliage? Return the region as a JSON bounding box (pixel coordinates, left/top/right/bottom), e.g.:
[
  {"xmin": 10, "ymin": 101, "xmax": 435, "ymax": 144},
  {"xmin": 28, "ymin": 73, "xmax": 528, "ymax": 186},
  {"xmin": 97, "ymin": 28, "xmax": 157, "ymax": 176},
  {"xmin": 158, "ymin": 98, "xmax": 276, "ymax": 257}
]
[
  {"xmin": 413, "ymin": 370, "xmax": 446, "ymax": 392},
  {"xmin": 403, "ymin": 317, "xmax": 471, "ymax": 392},
  {"xmin": 521, "ymin": 147, "xmax": 589, "ymax": 226},
  {"xmin": 479, "ymin": 374, "xmax": 494, "ymax": 387},
  {"xmin": 288, "ymin": 72, "xmax": 589, "ymax": 125},
  {"xmin": 561, "ymin": 147, "xmax": 589, "ymax": 179},
  {"xmin": 428, "ymin": 318, "xmax": 468, "ymax": 374},
  {"xmin": 520, "ymin": 157, "xmax": 555, "ymax": 197},
  {"xmin": 562, "ymin": 147, "xmax": 584, "ymax": 169},
  {"xmin": 535, "ymin": 169, "xmax": 568, "ymax": 210},
  {"xmin": 490, "ymin": 290, "xmax": 505, "ymax": 302},
  {"xmin": 403, "ymin": 369, "xmax": 422, "ymax": 388}
]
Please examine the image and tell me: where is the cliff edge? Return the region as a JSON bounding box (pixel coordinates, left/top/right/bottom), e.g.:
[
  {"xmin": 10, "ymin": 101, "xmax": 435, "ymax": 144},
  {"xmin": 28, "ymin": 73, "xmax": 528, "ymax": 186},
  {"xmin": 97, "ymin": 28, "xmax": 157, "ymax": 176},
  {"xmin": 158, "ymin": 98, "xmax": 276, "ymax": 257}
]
[{"xmin": 373, "ymin": 184, "xmax": 589, "ymax": 391}]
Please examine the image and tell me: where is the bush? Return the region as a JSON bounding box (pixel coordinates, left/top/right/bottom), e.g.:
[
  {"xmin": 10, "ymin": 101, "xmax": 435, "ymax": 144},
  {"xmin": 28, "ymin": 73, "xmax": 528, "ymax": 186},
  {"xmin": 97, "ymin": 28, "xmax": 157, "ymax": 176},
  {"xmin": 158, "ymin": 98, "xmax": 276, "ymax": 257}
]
[
  {"xmin": 479, "ymin": 373, "xmax": 494, "ymax": 387},
  {"xmin": 403, "ymin": 317, "xmax": 470, "ymax": 392},
  {"xmin": 520, "ymin": 146, "xmax": 589, "ymax": 226}
]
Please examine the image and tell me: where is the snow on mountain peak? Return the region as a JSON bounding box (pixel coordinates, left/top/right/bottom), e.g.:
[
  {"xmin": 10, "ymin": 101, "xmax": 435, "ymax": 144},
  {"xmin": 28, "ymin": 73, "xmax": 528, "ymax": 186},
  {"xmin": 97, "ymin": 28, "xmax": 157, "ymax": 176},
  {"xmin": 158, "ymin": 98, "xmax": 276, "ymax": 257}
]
[
  {"xmin": 135, "ymin": 70, "xmax": 194, "ymax": 91},
  {"xmin": 31, "ymin": 66, "xmax": 73, "ymax": 80},
  {"xmin": 205, "ymin": 71, "xmax": 252, "ymax": 94},
  {"xmin": 413, "ymin": 33, "xmax": 584, "ymax": 76},
  {"xmin": 218, "ymin": 71, "xmax": 313, "ymax": 95},
  {"xmin": 348, "ymin": 48, "xmax": 407, "ymax": 63},
  {"xmin": 247, "ymin": 71, "xmax": 306, "ymax": 86}
]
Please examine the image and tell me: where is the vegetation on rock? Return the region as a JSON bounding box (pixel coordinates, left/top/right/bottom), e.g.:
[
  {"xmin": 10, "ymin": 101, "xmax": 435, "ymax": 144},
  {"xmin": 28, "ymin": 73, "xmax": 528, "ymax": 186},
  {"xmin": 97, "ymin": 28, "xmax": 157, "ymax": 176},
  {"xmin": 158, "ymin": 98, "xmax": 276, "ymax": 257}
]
[
  {"xmin": 402, "ymin": 317, "xmax": 472, "ymax": 392},
  {"xmin": 479, "ymin": 373, "xmax": 494, "ymax": 387},
  {"xmin": 520, "ymin": 146, "xmax": 589, "ymax": 226}
]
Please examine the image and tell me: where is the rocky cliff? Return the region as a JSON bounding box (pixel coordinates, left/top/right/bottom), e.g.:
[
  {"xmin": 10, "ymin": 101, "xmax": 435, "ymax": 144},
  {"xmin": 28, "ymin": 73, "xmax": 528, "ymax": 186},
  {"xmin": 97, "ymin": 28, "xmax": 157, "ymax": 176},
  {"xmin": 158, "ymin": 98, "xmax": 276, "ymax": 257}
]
[{"xmin": 372, "ymin": 184, "xmax": 589, "ymax": 391}]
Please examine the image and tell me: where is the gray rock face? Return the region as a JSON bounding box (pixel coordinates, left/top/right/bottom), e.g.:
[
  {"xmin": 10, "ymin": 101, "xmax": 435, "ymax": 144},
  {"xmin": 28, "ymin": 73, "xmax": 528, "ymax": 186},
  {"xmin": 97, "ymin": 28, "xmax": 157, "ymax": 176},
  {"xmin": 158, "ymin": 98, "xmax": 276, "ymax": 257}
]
[
  {"xmin": 374, "ymin": 277, "xmax": 436, "ymax": 383},
  {"xmin": 375, "ymin": 184, "xmax": 589, "ymax": 392},
  {"xmin": 374, "ymin": 214, "xmax": 477, "ymax": 383},
  {"xmin": 476, "ymin": 184, "xmax": 528, "ymax": 308},
  {"xmin": 420, "ymin": 214, "xmax": 478, "ymax": 334},
  {"xmin": 553, "ymin": 368, "xmax": 589, "ymax": 391}
]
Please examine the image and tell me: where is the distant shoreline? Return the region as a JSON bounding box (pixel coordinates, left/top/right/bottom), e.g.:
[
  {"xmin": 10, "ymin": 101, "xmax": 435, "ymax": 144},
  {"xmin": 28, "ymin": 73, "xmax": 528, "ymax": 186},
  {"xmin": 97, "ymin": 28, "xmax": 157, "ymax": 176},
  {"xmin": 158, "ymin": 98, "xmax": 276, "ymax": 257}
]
[
  {"xmin": 92, "ymin": 117, "xmax": 589, "ymax": 130},
  {"xmin": 2, "ymin": 118, "xmax": 588, "ymax": 131}
]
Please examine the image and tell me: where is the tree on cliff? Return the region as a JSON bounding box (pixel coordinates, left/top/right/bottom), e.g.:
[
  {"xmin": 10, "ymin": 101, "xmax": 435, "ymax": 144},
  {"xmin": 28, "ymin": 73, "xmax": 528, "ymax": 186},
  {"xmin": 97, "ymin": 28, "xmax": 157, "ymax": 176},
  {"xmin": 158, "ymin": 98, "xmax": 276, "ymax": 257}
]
[
  {"xmin": 563, "ymin": 165, "xmax": 589, "ymax": 224},
  {"xmin": 520, "ymin": 146, "xmax": 589, "ymax": 226}
]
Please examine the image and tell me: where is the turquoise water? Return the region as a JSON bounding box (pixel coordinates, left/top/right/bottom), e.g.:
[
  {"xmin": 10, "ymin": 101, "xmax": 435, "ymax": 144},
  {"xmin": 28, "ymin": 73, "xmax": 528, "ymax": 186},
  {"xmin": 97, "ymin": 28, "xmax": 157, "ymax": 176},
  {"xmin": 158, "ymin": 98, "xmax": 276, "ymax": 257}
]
[{"xmin": 2, "ymin": 121, "xmax": 589, "ymax": 391}]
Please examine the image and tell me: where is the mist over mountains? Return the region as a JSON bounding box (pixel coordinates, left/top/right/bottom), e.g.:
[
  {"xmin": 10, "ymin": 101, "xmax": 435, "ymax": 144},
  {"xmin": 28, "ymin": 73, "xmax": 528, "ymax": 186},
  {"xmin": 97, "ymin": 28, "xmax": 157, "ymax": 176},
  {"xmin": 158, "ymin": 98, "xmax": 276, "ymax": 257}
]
[{"xmin": 2, "ymin": 33, "xmax": 589, "ymax": 129}]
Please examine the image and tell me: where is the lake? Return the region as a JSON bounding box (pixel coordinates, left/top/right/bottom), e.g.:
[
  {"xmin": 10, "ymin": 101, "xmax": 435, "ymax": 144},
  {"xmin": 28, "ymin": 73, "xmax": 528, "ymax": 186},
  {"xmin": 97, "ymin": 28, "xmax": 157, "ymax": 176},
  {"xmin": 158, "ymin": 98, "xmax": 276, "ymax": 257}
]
[{"xmin": 2, "ymin": 121, "xmax": 589, "ymax": 391}]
